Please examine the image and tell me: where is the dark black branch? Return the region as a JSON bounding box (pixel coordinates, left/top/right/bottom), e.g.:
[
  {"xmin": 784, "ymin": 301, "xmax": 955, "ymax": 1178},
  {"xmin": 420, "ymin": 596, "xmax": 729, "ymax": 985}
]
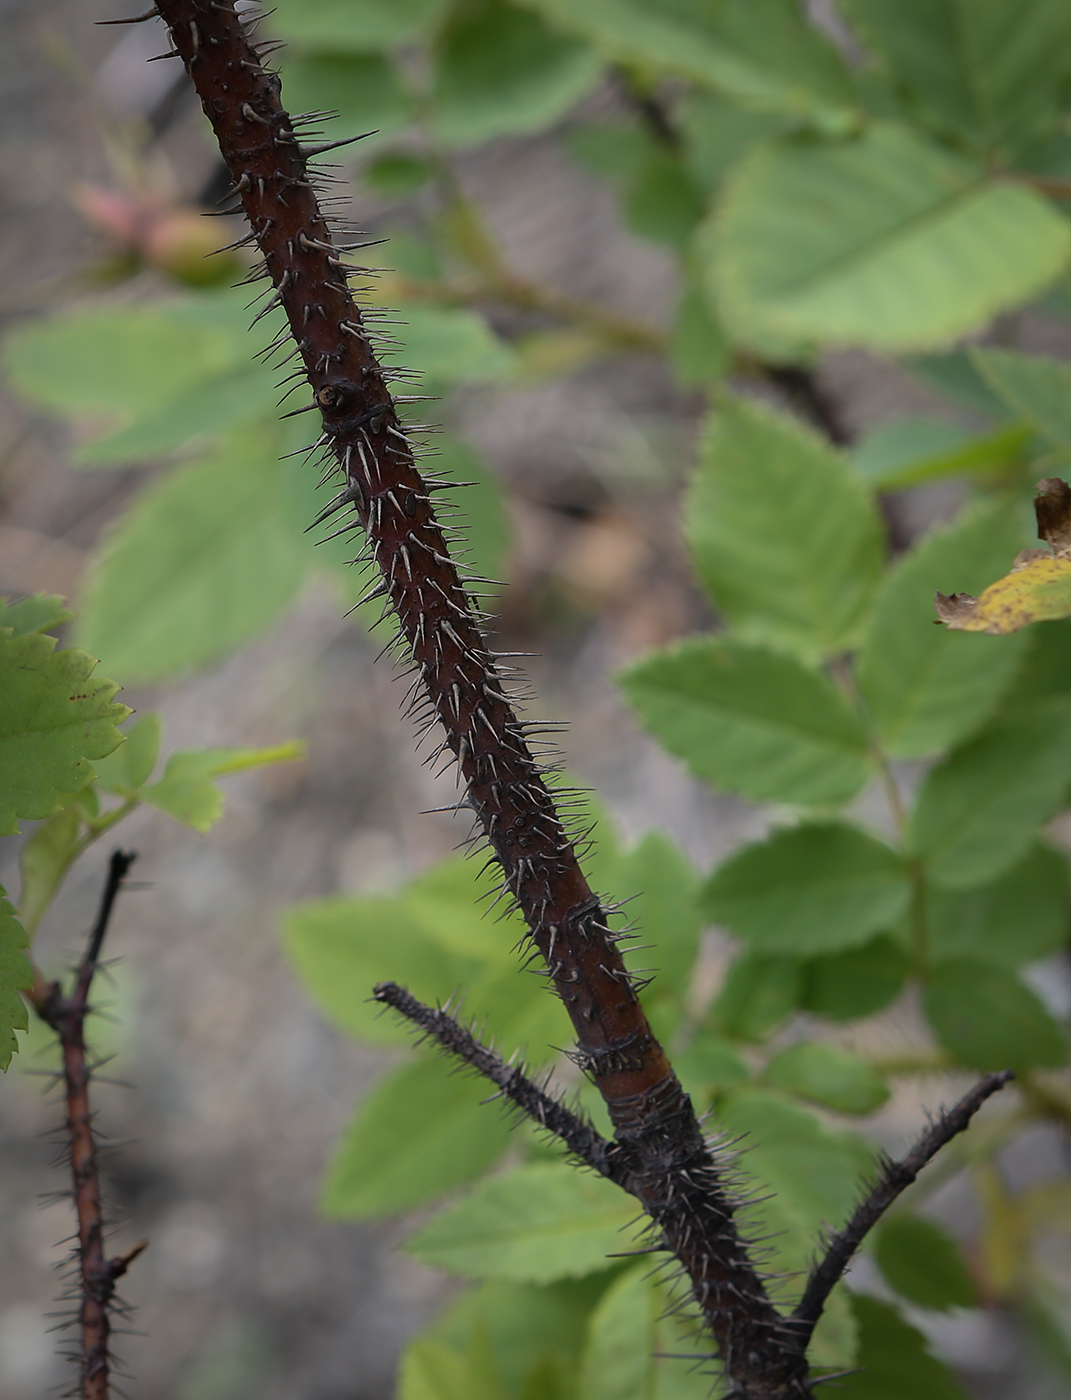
[
  {"xmin": 791, "ymin": 1070, "xmax": 1014, "ymax": 1338},
  {"xmin": 373, "ymin": 981, "xmax": 630, "ymax": 1186}
]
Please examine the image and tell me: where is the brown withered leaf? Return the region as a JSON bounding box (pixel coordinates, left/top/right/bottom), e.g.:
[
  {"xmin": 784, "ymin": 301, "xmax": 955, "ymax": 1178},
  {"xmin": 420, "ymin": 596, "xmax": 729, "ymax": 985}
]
[{"xmin": 935, "ymin": 478, "xmax": 1071, "ymax": 634}]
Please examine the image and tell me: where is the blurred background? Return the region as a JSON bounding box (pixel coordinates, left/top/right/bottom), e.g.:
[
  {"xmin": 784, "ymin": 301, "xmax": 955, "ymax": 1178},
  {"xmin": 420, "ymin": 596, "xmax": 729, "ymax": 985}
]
[{"xmin": 1, "ymin": 1, "xmax": 1070, "ymax": 1397}]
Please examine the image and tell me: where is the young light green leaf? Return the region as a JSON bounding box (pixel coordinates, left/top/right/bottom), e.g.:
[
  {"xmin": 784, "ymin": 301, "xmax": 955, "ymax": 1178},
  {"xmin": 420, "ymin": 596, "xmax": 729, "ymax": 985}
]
[
  {"xmin": 282, "ymin": 895, "xmax": 474, "ymax": 1048},
  {"xmin": 578, "ymin": 1266, "xmax": 656, "ymax": 1400},
  {"xmin": 841, "ymin": 0, "xmax": 1071, "ymax": 159},
  {"xmin": 910, "ymin": 698, "xmax": 1071, "ymax": 887},
  {"xmin": 924, "ymin": 958, "xmax": 1067, "ymax": 1071},
  {"xmin": 972, "ymin": 347, "xmax": 1071, "ymax": 451},
  {"xmin": 524, "ymin": 0, "xmax": 855, "ymax": 119},
  {"xmin": 432, "ymin": 0, "xmax": 599, "ymax": 147},
  {"xmin": 762, "ymin": 1041, "xmax": 890, "ymax": 1114},
  {"xmin": 686, "ymin": 395, "xmax": 884, "ymax": 656},
  {"xmin": 708, "ymin": 123, "xmax": 1071, "ymax": 352},
  {"xmin": 92, "ymin": 712, "xmax": 162, "ymax": 795},
  {"xmin": 856, "ymin": 500, "xmax": 1028, "ymax": 758},
  {"xmin": 928, "ymin": 844, "xmax": 1070, "ymax": 968},
  {"xmin": 800, "ymin": 935, "xmax": 909, "ymax": 1023},
  {"xmin": 619, "ymin": 638, "xmax": 873, "ymax": 807},
  {"xmin": 278, "ymin": 51, "xmax": 415, "ymax": 142},
  {"xmin": 702, "ymin": 823, "xmax": 910, "ymax": 957},
  {"xmin": 0, "ymin": 887, "xmax": 31, "ymax": 1071},
  {"xmin": 76, "ymin": 426, "xmax": 308, "ymax": 682},
  {"xmin": 874, "ymin": 1215, "xmax": 977, "ymax": 1312},
  {"xmin": 271, "ymin": 0, "xmax": 449, "ymax": 48},
  {"xmin": 322, "ymin": 1057, "xmax": 513, "ymax": 1219},
  {"xmin": 0, "ymin": 594, "xmax": 72, "ymax": 636},
  {"xmin": 712, "ymin": 950, "xmax": 801, "ymax": 1042},
  {"xmin": 399, "ymin": 1337, "xmax": 504, "ymax": 1400},
  {"xmin": 405, "ymin": 1163, "xmax": 640, "ymax": 1283},
  {"xmin": 836, "ymin": 1295, "xmax": 968, "ymax": 1400},
  {"xmin": 0, "ymin": 630, "xmax": 128, "ymax": 835},
  {"xmin": 850, "ymin": 417, "xmax": 1031, "ymax": 490},
  {"xmin": 17, "ymin": 804, "xmax": 80, "ymax": 938},
  {"xmin": 142, "ymin": 742, "xmax": 305, "ymax": 832}
]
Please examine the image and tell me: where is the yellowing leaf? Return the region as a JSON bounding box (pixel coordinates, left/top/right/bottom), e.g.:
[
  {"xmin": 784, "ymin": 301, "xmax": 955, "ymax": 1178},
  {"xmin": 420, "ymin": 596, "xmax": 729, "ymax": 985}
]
[{"xmin": 937, "ymin": 477, "xmax": 1071, "ymax": 633}]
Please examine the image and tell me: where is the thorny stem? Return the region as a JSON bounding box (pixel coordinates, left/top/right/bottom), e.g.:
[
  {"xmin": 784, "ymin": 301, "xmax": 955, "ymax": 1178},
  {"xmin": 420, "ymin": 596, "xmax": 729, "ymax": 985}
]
[
  {"xmin": 148, "ymin": 2, "xmax": 805, "ymax": 1392},
  {"xmin": 29, "ymin": 850, "xmax": 145, "ymax": 1400},
  {"xmin": 792, "ymin": 1070, "xmax": 1015, "ymax": 1340}
]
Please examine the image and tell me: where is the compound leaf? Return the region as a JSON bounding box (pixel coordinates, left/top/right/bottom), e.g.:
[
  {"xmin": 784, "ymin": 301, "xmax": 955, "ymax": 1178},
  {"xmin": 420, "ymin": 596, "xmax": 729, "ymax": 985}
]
[
  {"xmin": 0, "ymin": 629, "xmax": 128, "ymax": 835},
  {"xmin": 686, "ymin": 395, "xmax": 884, "ymax": 657},
  {"xmin": 702, "ymin": 823, "xmax": 910, "ymax": 956},
  {"xmin": 321, "ymin": 1056, "xmax": 513, "ymax": 1218},
  {"xmin": 0, "ymin": 888, "xmax": 30, "ymax": 1071},
  {"xmin": 708, "ymin": 123, "xmax": 1071, "ymax": 352},
  {"xmin": 619, "ymin": 638, "xmax": 872, "ymax": 807}
]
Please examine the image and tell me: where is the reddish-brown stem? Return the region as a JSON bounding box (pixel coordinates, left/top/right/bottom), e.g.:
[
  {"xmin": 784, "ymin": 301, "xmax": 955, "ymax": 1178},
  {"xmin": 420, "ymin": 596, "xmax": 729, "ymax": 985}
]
[
  {"xmin": 30, "ymin": 850, "xmax": 142, "ymax": 1400},
  {"xmin": 147, "ymin": 2, "xmax": 807, "ymax": 1391}
]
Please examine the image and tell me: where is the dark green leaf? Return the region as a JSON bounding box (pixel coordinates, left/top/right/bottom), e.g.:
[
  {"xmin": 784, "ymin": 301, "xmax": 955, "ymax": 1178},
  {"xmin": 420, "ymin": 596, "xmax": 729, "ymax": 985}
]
[
  {"xmin": 702, "ymin": 823, "xmax": 910, "ymax": 957},
  {"xmin": 800, "ymin": 935, "xmax": 909, "ymax": 1023},
  {"xmin": 678, "ymin": 92, "xmax": 786, "ymax": 193},
  {"xmin": 841, "ymin": 0, "xmax": 1071, "ymax": 159},
  {"xmin": 0, "ymin": 630, "xmax": 127, "ymax": 835},
  {"xmin": 972, "ymin": 347, "xmax": 1071, "ymax": 452},
  {"xmin": 619, "ymin": 638, "xmax": 873, "ymax": 807},
  {"xmin": 578, "ymin": 1266, "xmax": 656, "ymax": 1400},
  {"xmin": 712, "ymin": 950, "xmax": 800, "ymax": 1042},
  {"xmin": 321, "ymin": 1056, "xmax": 513, "ymax": 1218},
  {"xmin": 910, "ymin": 699, "xmax": 1071, "ymax": 887},
  {"xmin": 835, "ymin": 1295, "xmax": 968, "ymax": 1399},
  {"xmin": 405, "ymin": 1163, "xmax": 640, "ymax": 1282},
  {"xmin": 17, "ymin": 804, "xmax": 80, "ymax": 938},
  {"xmin": 142, "ymin": 742, "xmax": 304, "ymax": 832},
  {"xmin": 850, "ymin": 417, "xmax": 1031, "ymax": 490},
  {"xmin": 670, "ymin": 274, "xmax": 730, "ymax": 389},
  {"xmin": 686, "ymin": 395, "xmax": 884, "ymax": 656},
  {"xmin": 0, "ymin": 594, "xmax": 72, "ymax": 636},
  {"xmin": 856, "ymin": 500, "xmax": 1028, "ymax": 758},
  {"xmin": 929, "ymin": 844, "xmax": 1070, "ymax": 968},
  {"xmin": 365, "ymin": 153, "xmax": 433, "ymax": 196},
  {"xmin": 0, "ymin": 887, "xmax": 30, "ymax": 1071},
  {"xmin": 907, "ymin": 350, "xmax": 1013, "ymax": 420},
  {"xmin": 433, "ymin": 0, "xmax": 599, "ymax": 147},
  {"xmin": 874, "ymin": 1215, "xmax": 977, "ymax": 1311},
  {"xmin": 762, "ymin": 1041, "xmax": 889, "ymax": 1114},
  {"xmin": 76, "ymin": 426, "xmax": 308, "ymax": 682},
  {"xmin": 925, "ymin": 958, "xmax": 1067, "ymax": 1070},
  {"xmin": 623, "ymin": 153, "xmax": 706, "ymax": 250},
  {"xmin": 1002, "ymin": 617, "xmax": 1071, "ymax": 706},
  {"xmin": 708, "ymin": 123, "xmax": 1071, "ymax": 352}
]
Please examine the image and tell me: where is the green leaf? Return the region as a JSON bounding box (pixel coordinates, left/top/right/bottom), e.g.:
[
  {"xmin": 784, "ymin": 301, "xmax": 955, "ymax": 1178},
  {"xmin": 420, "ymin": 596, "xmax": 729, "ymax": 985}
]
[
  {"xmin": 856, "ymin": 500, "xmax": 1028, "ymax": 758},
  {"xmin": 910, "ymin": 699, "xmax": 1071, "ymax": 887},
  {"xmin": 708, "ymin": 123, "xmax": 1071, "ymax": 353},
  {"xmin": 623, "ymin": 153, "xmax": 706, "ymax": 250},
  {"xmin": 0, "ymin": 887, "xmax": 30, "ymax": 1071},
  {"xmin": 76, "ymin": 426, "xmax": 308, "ymax": 682},
  {"xmin": 282, "ymin": 894, "xmax": 473, "ymax": 1047},
  {"xmin": 850, "ymin": 417, "xmax": 1031, "ymax": 490},
  {"xmin": 278, "ymin": 51, "xmax": 414, "ymax": 143},
  {"xmin": 800, "ymin": 935, "xmax": 909, "ymax": 1023},
  {"xmin": 432, "ymin": 0, "xmax": 599, "ymax": 147},
  {"xmin": 142, "ymin": 742, "xmax": 305, "ymax": 832},
  {"xmin": 385, "ymin": 305, "xmax": 517, "ymax": 385},
  {"xmin": 17, "ymin": 804, "xmax": 80, "ymax": 938},
  {"xmin": 674, "ymin": 1028, "xmax": 749, "ymax": 1098},
  {"xmin": 702, "ymin": 823, "xmax": 910, "ymax": 957},
  {"xmin": 619, "ymin": 638, "xmax": 873, "ymax": 807},
  {"xmin": 874, "ymin": 1215, "xmax": 977, "ymax": 1312},
  {"xmin": 599, "ymin": 832, "xmax": 702, "ymax": 1003},
  {"xmin": 929, "ymin": 844, "xmax": 1070, "ymax": 968},
  {"xmin": 972, "ymin": 347, "xmax": 1071, "ymax": 452},
  {"xmin": 524, "ymin": 0, "xmax": 856, "ymax": 119},
  {"xmin": 841, "ymin": 0, "xmax": 1071, "ymax": 159},
  {"xmin": 365, "ymin": 153, "xmax": 433, "ymax": 197},
  {"xmin": 271, "ymin": 0, "xmax": 449, "ymax": 49},
  {"xmin": 907, "ymin": 350, "xmax": 1013, "ymax": 420},
  {"xmin": 578, "ymin": 1266, "xmax": 656, "ymax": 1400},
  {"xmin": 762, "ymin": 1041, "xmax": 889, "ymax": 1114},
  {"xmin": 0, "ymin": 629, "xmax": 128, "ymax": 835},
  {"xmin": 399, "ymin": 1338, "xmax": 504, "ymax": 1400},
  {"xmin": 406, "ymin": 1162, "xmax": 639, "ymax": 1282},
  {"xmin": 678, "ymin": 91, "xmax": 786, "ymax": 193},
  {"xmin": 712, "ymin": 950, "xmax": 800, "ymax": 1042},
  {"xmin": 924, "ymin": 958, "xmax": 1066, "ymax": 1071},
  {"xmin": 1002, "ymin": 616, "xmax": 1071, "ymax": 706},
  {"xmin": 91, "ymin": 712, "xmax": 162, "ymax": 795},
  {"xmin": 321, "ymin": 1056, "xmax": 513, "ymax": 1218},
  {"xmin": 0, "ymin": 594, "xmax": 72, "ymax": 636},
  {"xmin": 686, "ymin": 395, "xmax": 884, "ymax": 657},
  {"xmin": 670, "ymin": 275, "xmax": 731, "ymax": 389},
  {"xmin": 835, "ymin": 1295, "xmax": 968, "ymax": 1400}
]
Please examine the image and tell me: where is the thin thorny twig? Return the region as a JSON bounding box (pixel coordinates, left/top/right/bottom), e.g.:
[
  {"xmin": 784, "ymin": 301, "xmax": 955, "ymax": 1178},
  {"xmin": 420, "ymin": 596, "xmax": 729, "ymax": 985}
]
[{"xmin": 30, "ymin": 850, "xmax": 147, "ymax": 1400}]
